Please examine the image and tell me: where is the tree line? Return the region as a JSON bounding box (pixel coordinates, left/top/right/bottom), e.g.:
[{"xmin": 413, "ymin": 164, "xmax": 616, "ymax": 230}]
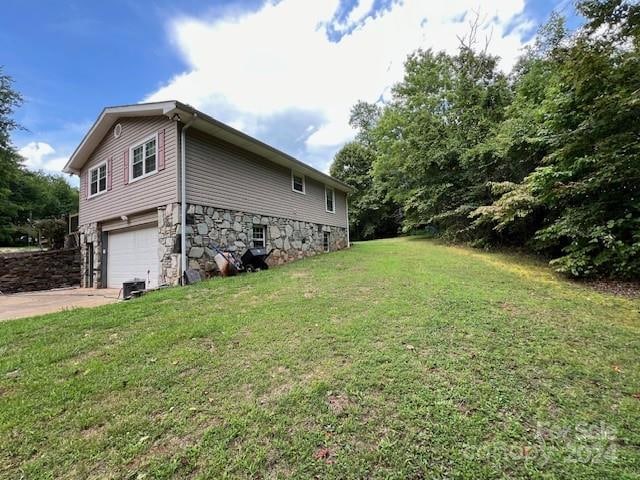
[
  {"xmin": 331, "ymin": 0, "xmax": 639, "ymax": 279},
  {"xmin": 0, "ymin": 69, "xmax": 78, "ymax": 247}
]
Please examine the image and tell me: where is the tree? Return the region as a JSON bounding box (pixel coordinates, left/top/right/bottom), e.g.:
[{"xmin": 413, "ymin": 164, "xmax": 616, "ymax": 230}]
[
  {"xmin": 330, "ymin": 102, "xmax": 401, "ymax": 240},
  {"xmin": 371, "ymin": 42, "xmax": 512, "ymax": 239},
  {"xmin": 474, "ymin": 2, "xmax": 640, "ymax": 277},
  {"xmin": 469, "ymin": 14, "xmax": 568, "ymax": 247},
  {"xmin": 0, "ymin": 67, "xmax": 79, "ymax": 246},
  {"xmin": 331, "ymin": 141, "xmax": 400, "ymax": 240},
  {"xmin": 527, "ymin": 0, "xmax": 640, "ymax": 277},
  {"xmin": 342, "ymin": 3, "xmax": 639, "ymax": 278},
  {"xmin": 0, "ymin": 68, "xmax": 25, "ymax": 244}
]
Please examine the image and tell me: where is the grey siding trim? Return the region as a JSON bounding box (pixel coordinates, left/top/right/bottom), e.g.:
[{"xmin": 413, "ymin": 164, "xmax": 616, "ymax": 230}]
[
  {"xmin": 79, "ymin": 116, "xmax": 178, "ymax": 225},
  {"xmin": 185, "ymin": 130, "xmax": 348, "ymax": 228}
]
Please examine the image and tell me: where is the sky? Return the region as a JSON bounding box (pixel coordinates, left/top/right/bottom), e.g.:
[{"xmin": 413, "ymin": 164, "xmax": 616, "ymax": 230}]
[{"xmin": 3, "ymin": 0, "xmax": 581, "ymax": 185}]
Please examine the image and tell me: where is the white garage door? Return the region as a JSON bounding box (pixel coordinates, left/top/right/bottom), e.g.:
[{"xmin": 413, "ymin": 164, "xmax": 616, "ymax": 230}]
[{"xmin": 107, "ymin": 226, "xmax": 159, "ymax": 289}]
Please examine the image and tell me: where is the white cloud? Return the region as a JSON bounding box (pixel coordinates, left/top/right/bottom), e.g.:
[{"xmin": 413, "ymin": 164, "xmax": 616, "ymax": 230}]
[
  {"xmin": 147, "ymin": 0, "xmax": 535, "ymax": 170},
  {"xmin": 18, "ymin": 141, "xmax": 69, "ymax": 173},
  {"xmin": 336, "ymin": 0, "xmax": 376, "ymax": 30}
]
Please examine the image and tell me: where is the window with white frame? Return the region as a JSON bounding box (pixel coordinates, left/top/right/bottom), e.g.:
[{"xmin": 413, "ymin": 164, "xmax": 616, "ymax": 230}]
[
  {"xmin": 252, "ymin": 225, "xmax": 266, "ymax": 248},
  {"xmin": 323, "ymin": 231, "xmax": 330, "ymax": 252},
  {"xmin": 325, "ymin": 186, "xmax": 335, "ymax": 213},
  {"xmin": 131, "ymin": 135, "xmax": 157, "ymax": 181},
  {"xmin": 291, "ymin": 171, "xmax": 305, "ymax": 194},
  {"xmin": 89, "ymin": 163, "xmax": 107, "ymax": 197}
]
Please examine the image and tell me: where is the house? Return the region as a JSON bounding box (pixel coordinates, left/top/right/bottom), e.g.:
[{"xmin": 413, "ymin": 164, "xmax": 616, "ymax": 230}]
[{"xmin": 63, "ymin": 101, "xmax": 352, "ymax": 289}]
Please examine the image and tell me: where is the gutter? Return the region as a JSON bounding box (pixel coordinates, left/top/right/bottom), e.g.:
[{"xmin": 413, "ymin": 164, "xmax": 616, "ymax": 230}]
[{"xmin": 180, "ymin": 113, "xmax": 197, "ymax": 284}]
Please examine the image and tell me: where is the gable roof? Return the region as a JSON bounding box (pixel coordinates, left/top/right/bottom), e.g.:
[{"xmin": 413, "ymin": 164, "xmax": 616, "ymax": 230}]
[{"xmin": 63, "ymin": 101, "xmax": 353, "ymax": 193}]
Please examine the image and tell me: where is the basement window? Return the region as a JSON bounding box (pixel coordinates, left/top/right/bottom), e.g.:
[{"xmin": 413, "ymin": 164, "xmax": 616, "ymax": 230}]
[
  {"xmin": 89, "ymin": 162, "xmax": 107, "ymax": 197},
  {"xmin": 291, "ymin": 171, "xmax": 305, "ymax": 194},
  {"xmin": 130, "ymin": 134, "xmax": 157, "ymax": 181},
  {"xmin": 252, "ymin": 225, "xmax": 266, "ymax": 248},
  {"xmin": 325, "ymin": 186, "xmax": 335, "ymax": 213},
  {"xmin": 323, "ymin": 231, "xmax": 330, "ymax": 252}
]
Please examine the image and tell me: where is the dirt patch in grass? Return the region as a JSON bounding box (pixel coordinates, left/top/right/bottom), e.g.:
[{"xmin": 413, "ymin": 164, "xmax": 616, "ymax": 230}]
[
  {"xmin": 64, "ymin": 348, "xmax": 105, "ymax": 366},
  {"xmin": 258, "ymin": 363, "xmax": 340, "ymax": 405},
  {"xmin": 232, "ymin": 286, "xmax": 254, "ymax": 299},
  {"xmin": 326, "ymin": 392, "xmax": 352, "ymax": 415},
  {"xmin": 500, "ymin": 302, "xmax": 520, "ymax": 315},
  {"xmin": 191, "ymin": 337, "xmax": 217, "ymax": 353},
  {"xmin": 456, "ymin": 400, "xmax": 476, "ymax": 417},
  {"xmin": 127, "ymin": 432, "xmax": 199, "ymax": 472},
  {"xmin": 290, "ymin": 270, "xmax": 311, "ymax": 279},
  {"xmin": 80, "ymin": 423, "xmax": 106, "ymax": 440},
  {"xmin": 303, "ymin": 288, "xmax": 318, "ymax": 299},
  {"xmin": 313, "ymin": 446, "xmax": 336, "ymax": 464}
]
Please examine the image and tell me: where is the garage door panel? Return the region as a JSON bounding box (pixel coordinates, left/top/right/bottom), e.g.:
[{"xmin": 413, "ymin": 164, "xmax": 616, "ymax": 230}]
[{"xmin": 107, "ymin": 226, "xmax": 159, "ymax": 289}]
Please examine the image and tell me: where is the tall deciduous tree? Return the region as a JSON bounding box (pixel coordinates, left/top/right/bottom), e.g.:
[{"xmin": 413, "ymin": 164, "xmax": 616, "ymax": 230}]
[
  {"xmin": 0, "ymin": 68, "xmax": 26, "ymax": 244},
  {"xmin": 0, "ymin": 67, "xmax": 79, "ymax": 246},
  {"xmin": 371, "ymin": 42, "xmax": 511, "ymax": 238},
  {"xmin": 330, "ymin": 102, "xmax": 401, "ymax": 240},
  {"xmin": 338, "ymin": 1, "xmax": 639, "ymax": 278},
  {"xmin": 474, "ymin": 2, "xmax": 640, "ymax": 277}
]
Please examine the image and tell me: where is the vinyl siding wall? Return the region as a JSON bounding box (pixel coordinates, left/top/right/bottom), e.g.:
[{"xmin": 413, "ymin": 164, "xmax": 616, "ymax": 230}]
[
  {"xmin": 185, "ymin": 129, "xmax": 348, "ymax": 228},
  {"xmin": 78, "ymin": 116, "xmax": 178, "ymax": 225}
]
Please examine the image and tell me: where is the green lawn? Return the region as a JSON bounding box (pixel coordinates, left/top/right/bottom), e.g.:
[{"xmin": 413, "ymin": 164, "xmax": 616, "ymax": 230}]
[{"xmin": 1, "ymin": 237, "xmax": 639, "ymax": 479}]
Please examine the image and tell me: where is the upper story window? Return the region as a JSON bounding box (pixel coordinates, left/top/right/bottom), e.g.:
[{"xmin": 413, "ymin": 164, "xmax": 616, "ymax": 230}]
[
  {"xmin": 325, "ymin": 186, "xmax": 335, "ymax": 213},
  {"xmin": 252, "ymin": 225, "xmax": 266, "ymax": 248},
  {"xmin": 130, "ymin": 135, "xmax": 157, "ymax": 181},
  {"xmin": 89, "ymin": 162, "xmax": 107, "ymax": 197},
  {"xmin": 291, "ymin": 171, "xmax": 305, "ymax": 194}
]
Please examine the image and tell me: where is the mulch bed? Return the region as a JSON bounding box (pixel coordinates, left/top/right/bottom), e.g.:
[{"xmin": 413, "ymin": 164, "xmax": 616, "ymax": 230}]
[{"xmin": 578, "ymin": 279, "xmax": 640, "ymax": 299}]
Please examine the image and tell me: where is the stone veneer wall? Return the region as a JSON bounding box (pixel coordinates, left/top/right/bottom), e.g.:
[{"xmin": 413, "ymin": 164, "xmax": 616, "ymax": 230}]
[
  {"xmin": 0, "ymin": 248, "xmax": 80, "ymax": 293},
  {"xmin": 79, "ymin": 222, "xmax": 102, "ymax": 288},
  {"xmin": 158, "ymin": 203, "xmax": 182, "ymax": 286},
  {"xmin": 184, "ymin": 204, "xmax": 348, "ymax": 277},
  {"xmin": 78, "ymin": 203, "xmax": 347, "ymax": 288}
]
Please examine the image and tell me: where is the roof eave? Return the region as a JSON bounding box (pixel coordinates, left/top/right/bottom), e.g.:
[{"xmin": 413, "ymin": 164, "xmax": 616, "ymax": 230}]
[
  {"xmin": 172, "ymin": 102, "xmax": 354, "ymax": 193},
  {"xmin": 63, "ymin": 101, "xmax": 354, "ymax": 193},
  {"xmin": 63, "ymin": 101, "xmax": 178, "ymax": 174}
]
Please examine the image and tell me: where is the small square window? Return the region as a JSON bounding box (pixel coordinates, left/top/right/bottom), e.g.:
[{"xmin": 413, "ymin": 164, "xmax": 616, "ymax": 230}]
[
  {"xmin": 292, "ymin": 172, "xmax": 305, "ymax": 193},
  {"xmin": 89, "ymin": 163, "xmax": 107, "ymax": 197},
  {"xmin": 323, "ymin": 231, "xmax": 330, "ymax": 252},
  {"xmin": 325, "ymin": 187, "xmax": 335, "ymax": 213},
  {"xmin": 252, "ymin": 225, "xmax": 266, "ymax": 248}
]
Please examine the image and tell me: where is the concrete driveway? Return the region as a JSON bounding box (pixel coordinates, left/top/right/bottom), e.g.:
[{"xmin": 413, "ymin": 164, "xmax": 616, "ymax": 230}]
[{"xmin": 0, "ymin": 288, "xmax": 121, "ymax": 321}]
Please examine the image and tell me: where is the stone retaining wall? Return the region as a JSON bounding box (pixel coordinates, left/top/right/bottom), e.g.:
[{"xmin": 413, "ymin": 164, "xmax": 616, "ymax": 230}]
[{"xmin": 0, "ymin": 248, "xmax": 81, "ymax": 293}]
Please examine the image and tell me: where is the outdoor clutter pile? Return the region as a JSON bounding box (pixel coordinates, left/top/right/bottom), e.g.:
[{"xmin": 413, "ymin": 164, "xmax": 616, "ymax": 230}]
[{"xmin": 211, "ymin": 244, "xmax": 272, "ymax": 277}]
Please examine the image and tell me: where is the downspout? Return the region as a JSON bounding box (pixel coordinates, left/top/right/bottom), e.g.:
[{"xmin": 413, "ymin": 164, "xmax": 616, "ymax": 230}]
[
  {"xmin": 345, "ymin": 192, "xmax": 350, "ymax": 247},
  {"xmin": 180, "ymin": 113, "xmax": 197, "ymax": 284}
]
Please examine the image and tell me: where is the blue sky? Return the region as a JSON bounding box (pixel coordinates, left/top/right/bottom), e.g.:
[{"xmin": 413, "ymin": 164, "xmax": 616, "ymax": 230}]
[{"xmin": 3, "ymin": 0, "xmax": 580, "ymax": 184}]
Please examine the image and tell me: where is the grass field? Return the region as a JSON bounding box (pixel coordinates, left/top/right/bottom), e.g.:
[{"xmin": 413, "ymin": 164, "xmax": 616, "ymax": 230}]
[{"xmin": 1, "ymin": 237, "xmax": 638, "ymax": 479}]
